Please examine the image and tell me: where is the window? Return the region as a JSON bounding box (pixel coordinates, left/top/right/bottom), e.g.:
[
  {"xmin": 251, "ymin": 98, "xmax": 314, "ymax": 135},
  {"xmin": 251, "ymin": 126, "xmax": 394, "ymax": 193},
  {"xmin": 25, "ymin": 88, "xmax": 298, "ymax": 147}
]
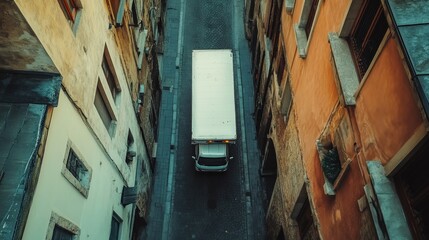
[
  {"xmin": 267, "ymin": 0, "xmax": 282, "ymax": 43},
  {"xmin": 108, "ymin": 0, "xmax": 126, "ymax": 26},
  {"xmin": 291, "ymin": 186, "xmax": 319, "ymax": 240},
  {"xmin": 62, "ymin": 141, "xmax": 92, "ymax": 197},
  {"xmin": 305, "ymin": 0, "xmax": 319, "ymax": 37},
  {"xmin": 58, "ymin": 0, "xmax": 82, "ymax": 32},
  {"xmin": 348, "ymin": 0, "xmax": 388, "ymax": 79},
  {"xmin": 52, "ymin": 225, "xmax": 74, "ymax": 240},
  {"xmin": 316, "ymin": 107, "xmax": 353, "ymax": 195},
  {"xmin": 395, "ymin": 143, "xmax": 429, "ymax": 239},
  {"xmin": 130, "ymin": 1, "xmax": 139, "ymax": 27},
  {"xmin": 95, "ymin": 84, "xmax": 112, "ymax": 128},
  {"xmin": 276, "ymin": 47, "xmax": 286, "ymax": 87},
  {"xmin": 328, "ymin": 0, "xmax": 388, "ymax": 105},
  {"xmin": 102, "ymin": 47, "xmax": 121, "ymax": 101},
  {"xmin": 296, "ymin": 199, "xmax": 316, "ymax": 239},
  {"xmin": 46, "ymin": 212, "xmax": 80, "ymax": 240},
  {"xmin": 109, "ymin": 213, "xmax": 122, "ymax": 240},
  {"xmin": 66, "ymin": 149, "xmax": 89, "ymax": 186},
  {"xmin": 95, "ymin": 80, "xmax": 117, "ymax": 136},
  {"xmin": 280, "ymin": 78, "xmax": 292, "ymax": 119},
  {"xmin": 294, "ymin": 0, "xmax": 321, "ymax": 58},
  {"xmin": 125, "ymin": 130, "xmax": 135, "ymax": 166}
]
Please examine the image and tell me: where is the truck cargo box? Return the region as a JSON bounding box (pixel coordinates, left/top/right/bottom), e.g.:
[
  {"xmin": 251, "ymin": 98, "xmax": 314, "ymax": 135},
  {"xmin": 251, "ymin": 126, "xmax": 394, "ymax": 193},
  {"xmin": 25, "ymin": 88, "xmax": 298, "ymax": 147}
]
[{"xmin": 191, "ymin": 49, "xmax": 237, "ymax": 143}]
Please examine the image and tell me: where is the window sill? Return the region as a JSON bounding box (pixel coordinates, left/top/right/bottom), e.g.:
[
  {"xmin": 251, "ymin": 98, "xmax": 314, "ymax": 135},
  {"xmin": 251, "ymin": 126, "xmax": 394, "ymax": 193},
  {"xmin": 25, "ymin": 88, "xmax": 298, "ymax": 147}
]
[
  {"xmin": 316, "ymin": 140, "xmax": 351, "ymax": 195},
  {"xmin": 294, "ymin": 24, "xmax": 308, "ymax": 58},
  {"xmin": 285, "ymin": 0, "xmax": 296, "ymax": 13},
  {"xmin": 328, "ymin": 33, "xmax": 360, "ymax": 106},
  {"xmin": 61, "ymin": 168, "xmax": 90, "ymax": 198},
  {"xmin": 333, "ymin": 158, "xmax": 352, "ymax": 190}
]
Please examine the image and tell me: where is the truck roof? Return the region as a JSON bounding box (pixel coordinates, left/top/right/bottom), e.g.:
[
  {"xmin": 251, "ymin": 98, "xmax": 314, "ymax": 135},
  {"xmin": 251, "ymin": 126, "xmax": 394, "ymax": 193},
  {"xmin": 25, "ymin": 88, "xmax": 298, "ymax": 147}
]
[{"xmin": 192, "ymin": 49, "xmax": 237, "ymax": 141}]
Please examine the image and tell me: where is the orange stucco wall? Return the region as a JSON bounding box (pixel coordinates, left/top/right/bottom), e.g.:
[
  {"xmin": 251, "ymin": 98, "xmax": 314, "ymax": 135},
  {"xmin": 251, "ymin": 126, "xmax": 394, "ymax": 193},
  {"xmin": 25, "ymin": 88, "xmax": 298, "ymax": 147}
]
[
  {"xmin": 277, "ymin": 0, "xmax": 423, "ymax": 239},
  {"xmin": 355, "ymin": 37, "xmax": 423, "ymax": 165}
]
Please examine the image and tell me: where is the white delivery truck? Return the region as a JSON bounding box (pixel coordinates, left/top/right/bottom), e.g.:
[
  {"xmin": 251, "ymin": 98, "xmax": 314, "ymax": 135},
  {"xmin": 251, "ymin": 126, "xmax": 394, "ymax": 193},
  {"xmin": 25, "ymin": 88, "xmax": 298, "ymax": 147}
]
[{"xmin": 191, "ymin": 49, "xmax": 237, "ymax": 171}]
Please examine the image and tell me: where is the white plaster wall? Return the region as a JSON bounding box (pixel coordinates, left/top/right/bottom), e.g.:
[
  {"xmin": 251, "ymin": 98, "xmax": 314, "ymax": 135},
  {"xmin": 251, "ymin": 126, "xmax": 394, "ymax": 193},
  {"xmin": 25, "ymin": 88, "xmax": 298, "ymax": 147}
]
[
  {"xmin": 14, "ymin": 0, "xmax": 151, "ymax": 238},
  {"xmin": 22, "ymin": 90, "xmax": 143, "ymax": 239}
]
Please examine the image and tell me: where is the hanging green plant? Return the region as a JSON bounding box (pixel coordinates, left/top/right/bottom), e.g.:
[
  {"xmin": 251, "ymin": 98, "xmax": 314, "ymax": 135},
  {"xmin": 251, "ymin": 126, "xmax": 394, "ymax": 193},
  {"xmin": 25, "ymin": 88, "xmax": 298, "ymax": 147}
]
[{"xmin": 321, "ymin": 147, "xmax": 341, "ymax": 184}]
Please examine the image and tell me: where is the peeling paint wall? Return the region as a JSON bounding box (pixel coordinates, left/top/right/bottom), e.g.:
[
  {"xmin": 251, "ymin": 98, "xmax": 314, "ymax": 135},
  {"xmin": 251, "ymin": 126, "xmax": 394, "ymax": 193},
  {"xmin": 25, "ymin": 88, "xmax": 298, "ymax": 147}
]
[{"xmin": 0, "ymin": 1, "xmax": 57, "ymax": 72}]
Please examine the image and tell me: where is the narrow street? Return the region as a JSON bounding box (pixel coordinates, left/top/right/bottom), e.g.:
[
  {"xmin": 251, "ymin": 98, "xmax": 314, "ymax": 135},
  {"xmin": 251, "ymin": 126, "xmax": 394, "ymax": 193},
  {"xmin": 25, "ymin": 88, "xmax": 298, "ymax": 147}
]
[{"xmin": 145, "ymin": 0, "xmax": 268, "ymax": 239}]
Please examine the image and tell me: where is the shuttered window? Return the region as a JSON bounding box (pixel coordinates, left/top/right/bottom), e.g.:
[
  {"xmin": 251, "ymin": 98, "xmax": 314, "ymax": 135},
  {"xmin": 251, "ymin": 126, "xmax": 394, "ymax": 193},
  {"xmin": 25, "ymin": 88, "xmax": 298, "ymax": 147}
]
[{"xmin": 348, "ymin": 0, "xmax": 388, "ymax": 79}]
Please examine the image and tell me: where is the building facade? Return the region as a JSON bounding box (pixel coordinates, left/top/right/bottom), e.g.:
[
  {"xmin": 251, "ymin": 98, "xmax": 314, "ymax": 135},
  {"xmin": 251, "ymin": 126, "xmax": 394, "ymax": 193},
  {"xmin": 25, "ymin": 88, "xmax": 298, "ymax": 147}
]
[
  {"xmin": 246, "ymin": 0, "xmax": 429, "ymax": 239},
  {"xmin": 0, "ymin": 0, "xmax": 164, "ymax": 239}
]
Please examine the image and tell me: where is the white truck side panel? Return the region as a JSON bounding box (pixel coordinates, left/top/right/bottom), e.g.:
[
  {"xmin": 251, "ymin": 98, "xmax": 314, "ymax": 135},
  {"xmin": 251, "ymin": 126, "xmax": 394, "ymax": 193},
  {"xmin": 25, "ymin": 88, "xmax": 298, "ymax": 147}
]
[{"xmin": 192, "ymin": 49, "xmax": 237, "ymax": 141}]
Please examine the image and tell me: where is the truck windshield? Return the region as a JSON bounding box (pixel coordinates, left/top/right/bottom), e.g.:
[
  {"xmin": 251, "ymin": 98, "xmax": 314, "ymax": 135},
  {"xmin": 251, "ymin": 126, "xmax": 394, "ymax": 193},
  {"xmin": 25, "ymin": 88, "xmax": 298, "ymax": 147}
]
[
  {"xmin": 199, "ymin": 143, "xmax": 227, "ymax": 158},
  {"xmin": 198, "ymin": 157, "xmax": 227, "ymax": 166}
]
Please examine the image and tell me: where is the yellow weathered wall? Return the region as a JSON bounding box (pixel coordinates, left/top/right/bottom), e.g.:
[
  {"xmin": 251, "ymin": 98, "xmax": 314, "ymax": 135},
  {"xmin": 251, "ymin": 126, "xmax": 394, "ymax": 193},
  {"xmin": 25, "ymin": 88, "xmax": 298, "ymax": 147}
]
[{"xmin": 14, "ymin": 0, "xmax": 152, "ymax": 238}]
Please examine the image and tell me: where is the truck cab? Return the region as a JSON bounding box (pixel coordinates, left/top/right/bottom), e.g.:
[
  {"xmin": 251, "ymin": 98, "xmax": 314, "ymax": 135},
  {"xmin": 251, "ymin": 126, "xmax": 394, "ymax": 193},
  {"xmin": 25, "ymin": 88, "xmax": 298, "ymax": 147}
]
[{"xmin": 192, "ymin": 143, "xmax": 233, "ymax": 172}]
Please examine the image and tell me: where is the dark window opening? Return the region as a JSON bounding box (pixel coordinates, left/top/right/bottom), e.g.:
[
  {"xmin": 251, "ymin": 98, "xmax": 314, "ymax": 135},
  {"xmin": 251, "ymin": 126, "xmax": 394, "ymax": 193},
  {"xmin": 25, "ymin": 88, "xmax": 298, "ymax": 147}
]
[
  {"xmin": 131, "ymin": 1, "xmax": 139, "ymax": 27},
  {"xmin": 296, "ymin": 198, "xmax": 319, "ymax": 240},
  {"xmin": 52, "ymin": 225, "xmax": 74, "ymax": 240},
  {"xmin": 109, "ymin": 214, "xmax": 121, "ymax": 240},
  {"xmin": 268, "ymin": 0, "xmax": 282, "ymax": 41},
  {"xmin": 277, "ymin": 228, "xmax": 285, "ymax": 240},
  {"xmin": 395, "ymin": 142, "xmax": 429, "ymax": 240},
  {"xmin": 102, "ymin": 53, "xmax": 119, "ymax": 100},
  {"xmin": 348, "ymin": 0, "xmax": 388, "ymax": 79},
  {"xmin": 305, "ymin": 0, "xmax": 319, "ymax": 37},
  {"xmin": 66, "ymin": 149, "xmax": 88, "ymax": 185},
  {"xmin": 94, "ymin": 86, "xmax": 113, "ymax": 130},
  {"xmin": 277, "ymin": 47, "xmax": 286, "ymax": 86}
]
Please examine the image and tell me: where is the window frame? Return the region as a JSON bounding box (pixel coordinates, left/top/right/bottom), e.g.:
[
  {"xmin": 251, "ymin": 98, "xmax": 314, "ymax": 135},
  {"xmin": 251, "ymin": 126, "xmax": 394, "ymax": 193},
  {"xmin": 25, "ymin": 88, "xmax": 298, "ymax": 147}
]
[
  {"xmin": 94, "ymin": 79, "xmax": 118, "ymax": 137},
  {"xmin": 316, "ymin": 105, "xmax": 353, "ymax": 195},
  {"xmin": 329, "ymin": 0, "xmax": 390, "ymax": 106},
  {"xmin": 291, "ymin": 184, "xmax": 319, "ymax": 240},
  {"xmin": 394, "ymin": 142, "xmax": 429, "ymax": 239},
  {"xmin": 61, "ymin": 140, "xmax": 92, "ymax": 198},
  {"xmin": 294, "ymin": 0, "xmax": 322, "ymax": 58},
  {"xmin": 109, "ymin": 212, "xmax": 122, "ymax": 240},
  {"xmin": 57, "ymin": 0, "xmax": 83, "ymax": 34},
  {"xmin": 102, "ymin": 46, "xmax": 121, "ymax": 102},
  {"xmin": 46, "ymin": 212, "xmax": 80, "ymax": 240},
  {"xmin": 348, "ymin": 0, "xmax": 388, "ymax": 80},
  {"xmin": 107, "ymin": 0, "xmax": 126, "ymax": 27}
]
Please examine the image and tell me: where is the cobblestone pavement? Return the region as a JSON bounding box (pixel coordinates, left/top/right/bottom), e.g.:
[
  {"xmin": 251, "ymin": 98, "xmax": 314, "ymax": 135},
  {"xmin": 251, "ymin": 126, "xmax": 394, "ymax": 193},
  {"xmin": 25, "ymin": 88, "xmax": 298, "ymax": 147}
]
[{"xmin": 144, "ymin": 0, "xmax": 267, "ymax": 239}]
